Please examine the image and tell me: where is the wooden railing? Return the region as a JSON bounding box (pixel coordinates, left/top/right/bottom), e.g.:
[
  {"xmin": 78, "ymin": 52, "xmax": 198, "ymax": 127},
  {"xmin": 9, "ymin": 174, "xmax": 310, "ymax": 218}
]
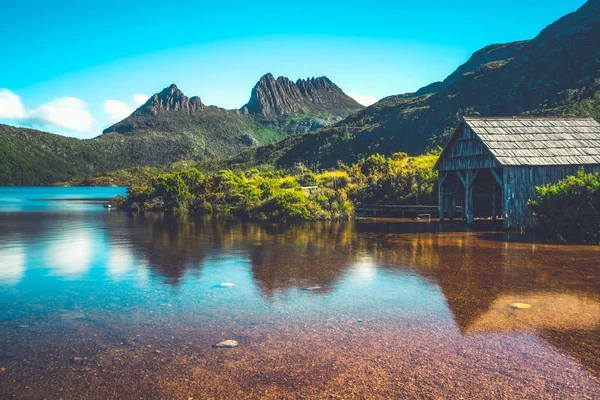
[{"xmin": 355, "ymin": 205, "xmax": 463, "ymax": 218}]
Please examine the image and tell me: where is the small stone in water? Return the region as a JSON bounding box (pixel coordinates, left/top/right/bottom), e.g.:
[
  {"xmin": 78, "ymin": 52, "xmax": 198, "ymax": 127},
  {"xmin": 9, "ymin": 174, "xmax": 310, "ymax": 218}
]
[
  {"xmin": 153, "ymin": 350, "xmax": 161, "ymax": 354},
  {"xmin": 61, "ymin": 312, "xmax": 85, "ymax": 320},
  {"xmin": 2, "ymin": 352, "xmax": 16, "ymax": 358},
  {"xmin": 220, "ymin": 282, "xmax": 235, "ymax": 287},
  {"xmin": 70, "ymin": 357, "xmax": 83, "ymax": 362},
  {"xmin": 302, "ymin": 286, "xmax": 322, "ymax": 291},
  {"xmin": 509, "ymin": 303, "xmax": 531, "ymax": 309},
  {"xmin": 214, "ymin": 340, "xmax": 238, "ymax": 348}
]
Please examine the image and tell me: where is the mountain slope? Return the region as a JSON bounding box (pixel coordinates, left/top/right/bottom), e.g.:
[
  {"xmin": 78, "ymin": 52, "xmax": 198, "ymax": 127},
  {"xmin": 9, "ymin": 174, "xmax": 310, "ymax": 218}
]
[
  {"xmin": 101, "ymin": 83, "xmax": 286, "ymax": 154},
  {"xmin": 0, "ymin": 75, "xmax": 360, "ymax": 185},
  {"xmin": 0, "ymin": 85, "xmax": 285, "ymax": 185},
  {"xmin": 223, "ymin": 0, "xmax": 600, "ymax": 169},
  {"xmin": 241, "ymin": 73, "xmax": 364, "ymax": 134}
]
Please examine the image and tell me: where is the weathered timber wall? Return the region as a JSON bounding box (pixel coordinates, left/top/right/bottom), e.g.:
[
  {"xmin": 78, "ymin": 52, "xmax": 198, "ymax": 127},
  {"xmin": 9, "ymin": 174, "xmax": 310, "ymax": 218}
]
[
  {"xmin": 438, "ymin": 124, "xmax": 500, "ymax": 172},
  {"xmin": 503, "ymin": 164, "xmax": 600, "ymax": 229}
]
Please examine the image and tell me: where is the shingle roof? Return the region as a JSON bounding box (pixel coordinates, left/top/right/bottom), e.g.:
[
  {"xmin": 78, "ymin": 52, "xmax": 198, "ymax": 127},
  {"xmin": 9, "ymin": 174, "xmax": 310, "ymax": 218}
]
[{"xmin": 463, "ymin": 117, "xmax": 600, "ymax": 166}]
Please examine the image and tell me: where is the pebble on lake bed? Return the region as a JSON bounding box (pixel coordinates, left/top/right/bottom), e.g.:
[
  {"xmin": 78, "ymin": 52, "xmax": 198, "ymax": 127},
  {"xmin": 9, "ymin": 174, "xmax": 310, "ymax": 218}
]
[
  {"xmin": 509, "ymin": 303, "xmax": 532, "ymax": 309},
  {"xmin": 302, "ymin": 286, "xmax": 322, "ymax": 291},
  {"xmin": 60, "ymin": 312, "xmax": 85, "ymax": 320},
  {"xmin": 214, "ymin": 340, "xmax": 238, "ymax": 348},
  {"xmin": 220, "ymin": 282, "xmax": 235, "ymax": 287}
]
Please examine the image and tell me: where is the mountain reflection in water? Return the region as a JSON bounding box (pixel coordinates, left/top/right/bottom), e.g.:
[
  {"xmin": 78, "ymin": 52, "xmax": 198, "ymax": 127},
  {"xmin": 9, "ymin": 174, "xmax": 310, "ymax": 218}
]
[{"xmin": 0, "ymin": 206, "xmax": 599, "ymax": 398}]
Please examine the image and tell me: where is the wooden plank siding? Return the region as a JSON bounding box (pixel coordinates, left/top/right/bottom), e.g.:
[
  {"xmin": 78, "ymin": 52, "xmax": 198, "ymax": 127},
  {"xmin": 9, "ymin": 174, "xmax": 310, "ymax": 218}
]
[
  {"xmin": 437, "ymin": 123, "xmax": 501, "ymax": 171},
  {"xmin": 435, "ymin": 117, "xmax": 600, "ymax": 230},
  {"xmin": 503, "ymin": 164, "xmax": 600, "ymax": 228}
]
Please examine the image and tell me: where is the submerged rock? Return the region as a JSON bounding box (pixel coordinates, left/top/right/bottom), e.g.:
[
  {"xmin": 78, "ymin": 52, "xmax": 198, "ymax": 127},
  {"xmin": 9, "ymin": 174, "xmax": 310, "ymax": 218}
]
[
  {"xmin": 220, "ymin": 282, "xmax": 235, "ymax": 288},
  {"xmin": 509, "ymin": 303, "xmax": 531, "ymax": 309},
  {"xmin": 214, "ymin": 340, "xmax": 238, "ymax": 348},
  {"xmin": 61, "ymin": 312, "xmax": 85, "ymax": 320},
  {"xmin": 302, "ymin": 286, "xmax": 322, "ymax": 291}
]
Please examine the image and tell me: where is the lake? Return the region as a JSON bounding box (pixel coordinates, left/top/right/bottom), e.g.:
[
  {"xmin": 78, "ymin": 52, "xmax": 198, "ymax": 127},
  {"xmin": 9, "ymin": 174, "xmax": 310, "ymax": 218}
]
[{"xmin": 0, "ymin": 187, "xmax": 599, "ymax": 398}]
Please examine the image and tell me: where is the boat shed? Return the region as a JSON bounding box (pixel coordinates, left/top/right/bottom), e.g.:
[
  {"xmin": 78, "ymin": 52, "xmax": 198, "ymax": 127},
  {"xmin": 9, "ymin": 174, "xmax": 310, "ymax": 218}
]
[{"xmin": 434, "ymin": 117, "xmax": 600, "ymax": 229}]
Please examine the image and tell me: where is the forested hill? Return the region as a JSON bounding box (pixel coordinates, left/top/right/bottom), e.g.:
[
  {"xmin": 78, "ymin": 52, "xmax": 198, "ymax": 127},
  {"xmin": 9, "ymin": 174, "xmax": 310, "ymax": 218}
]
[
  {"xmin": 220, "ymin": 0, "xmax": 600, "ymax": 170},
  {"xmin": 0, "ymin": 75, "xmax": 360, "ymax": 185}
]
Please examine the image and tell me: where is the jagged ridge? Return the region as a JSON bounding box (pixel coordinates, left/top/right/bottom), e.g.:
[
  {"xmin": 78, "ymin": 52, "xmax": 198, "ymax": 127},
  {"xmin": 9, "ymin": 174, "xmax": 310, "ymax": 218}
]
[{"xmin": 241, "ymin": 73, "xmax": 363, "ymax": 118}]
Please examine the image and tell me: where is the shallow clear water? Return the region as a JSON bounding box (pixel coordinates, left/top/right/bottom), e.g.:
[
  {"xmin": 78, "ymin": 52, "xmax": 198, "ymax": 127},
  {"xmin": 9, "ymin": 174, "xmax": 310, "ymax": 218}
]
[{"xmin": 0, "ymin": 187, "xmax": 599, "ymax": 398}]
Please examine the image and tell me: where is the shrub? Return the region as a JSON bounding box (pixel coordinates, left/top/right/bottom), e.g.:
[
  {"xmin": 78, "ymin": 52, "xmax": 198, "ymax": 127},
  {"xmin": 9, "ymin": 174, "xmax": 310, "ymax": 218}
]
[
  {"xmin": 260, "ymin": 190, "xmax": 316, "ymax": 222},
  {"xmin": 528, "ymin": 169, "xmax": 600, "ymax": 243},
  {"xmin": 298, "ymin": 171, "xmax": 318, "ymax": 186},
  {"xmin": 152, "ymin": 173, "xmax": 191, "ymax": 211}
]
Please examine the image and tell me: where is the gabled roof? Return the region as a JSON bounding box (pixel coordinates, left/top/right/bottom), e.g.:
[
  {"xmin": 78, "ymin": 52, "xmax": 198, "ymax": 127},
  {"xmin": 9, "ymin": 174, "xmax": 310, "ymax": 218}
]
[{"xmin": 437, "ymin": 117, "xmax": 600, "ymax": 167}]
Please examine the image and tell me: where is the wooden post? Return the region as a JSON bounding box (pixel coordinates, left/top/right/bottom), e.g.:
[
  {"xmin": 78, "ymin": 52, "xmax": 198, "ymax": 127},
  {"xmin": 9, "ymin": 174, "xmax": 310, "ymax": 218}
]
[
  {"xmin": 492, "ymin": 184, "xmax": 497, "ymax": 221},
  {"xmin": 465, "ymin": 170, "xmax": 474, "ymax": 224},
  {"xmin": 490, "ymin": 168, "xmax": 503, "ymax": 223},
  {"xmin": 457, "ymin": 170, "xmax": 478, "ymax": 225},
  {"xmin": 438, "ymin": 172, "xmax": 448, "ymax": 222}
]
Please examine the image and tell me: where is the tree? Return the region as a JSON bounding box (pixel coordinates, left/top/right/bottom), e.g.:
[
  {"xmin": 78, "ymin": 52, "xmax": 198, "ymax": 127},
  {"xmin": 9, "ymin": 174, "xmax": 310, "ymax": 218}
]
[
  {"xmin": 529, "ymin": 169, "xmax": 600, "ymax": 243},
  {"xmin": 153, "ymin": 173, "xmax": 190, "ymax": 211}
]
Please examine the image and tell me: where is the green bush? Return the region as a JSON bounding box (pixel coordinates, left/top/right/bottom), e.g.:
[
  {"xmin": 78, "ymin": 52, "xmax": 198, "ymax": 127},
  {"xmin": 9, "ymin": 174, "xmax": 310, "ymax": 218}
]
[
  {"xmin": 153, "ymin": 173, "xmax": 191, "ymax": 211},
  {"xmin": 260, "ymin": 190, "xmax": 316, "ymax": 222},
  {"xmin": 528, "ymin": 169, "xmax": 600, "ymax": 243},
  {"xmin": 117, "ymin": 150, "xmax": 440, "ymax": 221},
  {"xmin": 298, "ymin": 171, "xmax": 318, "ymax": 186}
]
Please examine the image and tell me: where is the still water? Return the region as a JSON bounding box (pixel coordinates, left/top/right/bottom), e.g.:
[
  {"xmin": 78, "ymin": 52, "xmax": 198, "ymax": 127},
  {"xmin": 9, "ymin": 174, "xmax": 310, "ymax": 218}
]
[{"xmin": 0, "ymin": 187, "xmax": 599, "ymax": 399}]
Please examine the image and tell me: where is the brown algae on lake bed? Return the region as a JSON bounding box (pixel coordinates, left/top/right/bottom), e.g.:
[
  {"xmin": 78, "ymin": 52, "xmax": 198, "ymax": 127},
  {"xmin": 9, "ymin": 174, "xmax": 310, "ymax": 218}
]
[{"xmin": 0, "ymin": 214, "xmax": 599, "ymax": 398}]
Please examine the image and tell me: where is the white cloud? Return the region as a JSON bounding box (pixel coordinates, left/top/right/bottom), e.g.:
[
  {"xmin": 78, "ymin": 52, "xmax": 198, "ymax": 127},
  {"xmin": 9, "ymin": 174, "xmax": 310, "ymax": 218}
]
[
  {"xmin": 133, "ymin": 94, "xmax": 149, "ymax": 107},
  {"xmin": 348, "ymin": 93, "xmax": 378, "ymax": 107},
  {"xmin": 0, "ymin": 89, "xmax": 25, "ymax": 119},
  {"xmin": 104, "ymin": 99, "xmax": 133, "ymax": 124},
  {"xmin": 28, "ymin": 97, "xmax": 95, "ymax": 133},
  {"xmin": 103, "ymin": 94, "xmax": 149, "ymax": 124}
]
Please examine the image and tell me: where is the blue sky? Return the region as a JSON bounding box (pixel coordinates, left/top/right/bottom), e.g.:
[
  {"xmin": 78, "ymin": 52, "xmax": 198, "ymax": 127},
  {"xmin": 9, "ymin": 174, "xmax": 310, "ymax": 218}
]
[{"xmin": 0, "ymin": 0, "xmax": 587, "ymax": 138}]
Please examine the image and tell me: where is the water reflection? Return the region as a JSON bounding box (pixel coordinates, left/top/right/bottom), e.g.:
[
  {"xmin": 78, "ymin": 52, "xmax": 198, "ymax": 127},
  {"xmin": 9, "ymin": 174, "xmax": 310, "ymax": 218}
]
[
  {"xmin": 0, "ymin": 244, "xmax": 25, "ymax": 285},
  {"xmin": 99, "ymin": 213, "xmax": 600, "ymax": 377},
  {"xmin": 0, "ymin": 206, "xmax": 599, "ymax": 384},
  {"xmin": 44, "ymin": 225, "xmax": 97, "ymax": 279}
]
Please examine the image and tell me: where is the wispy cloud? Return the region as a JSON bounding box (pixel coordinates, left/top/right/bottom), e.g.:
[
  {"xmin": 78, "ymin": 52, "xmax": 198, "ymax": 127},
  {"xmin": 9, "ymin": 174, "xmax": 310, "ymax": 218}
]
[
  {"xmin": 348, "ymin": 93, "xmax": 378, "ymax": 106},
  {"xmin": 133, "ymin": 94, "xmax": 149, "ymax": 107},
  {"xmin": 104, "ymin": 94, "xmax": 149, "ymax": 124},
  {"xmin": 28, "ymin": 97, "xmax": 95, "ymax": 133},
  {"xmin": 104, "ymin": 100, "xmax": 133, "ymax": 124},
  {"xmin": 0, "ymin": 89, "xmax": 26, "ymax": 119},
  {"xmin": 0, "ymin": 89, "xmax": 96, "ymax": 134},
  {"xmin": 0, "ymin": 90, "xmax": 150, "ymax": 136}
]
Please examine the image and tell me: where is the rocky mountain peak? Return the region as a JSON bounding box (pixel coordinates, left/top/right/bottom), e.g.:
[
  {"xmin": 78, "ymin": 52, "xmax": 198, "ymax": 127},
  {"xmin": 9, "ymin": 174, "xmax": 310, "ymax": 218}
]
[
  {"xmin": 102, "ymin": 84, "xmax": 205, "ymax": 134},
  {"xmin": 138, "ymin": 84, "xmax": 204, "ymax": 116},
  {"xmin": 242, "ymin": 73, "xmax": 363, "ymax": 117}
]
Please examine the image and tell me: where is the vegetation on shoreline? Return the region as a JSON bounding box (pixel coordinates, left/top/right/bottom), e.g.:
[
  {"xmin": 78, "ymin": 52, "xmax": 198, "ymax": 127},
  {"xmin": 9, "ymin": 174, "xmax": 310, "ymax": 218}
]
[
  {"xmin": 114, "ymin": 151, "xmax": 440, "ymax": 222},
  {"xmin": 529, "ymin": 169, "xmax": 600, "ymax": 244}
]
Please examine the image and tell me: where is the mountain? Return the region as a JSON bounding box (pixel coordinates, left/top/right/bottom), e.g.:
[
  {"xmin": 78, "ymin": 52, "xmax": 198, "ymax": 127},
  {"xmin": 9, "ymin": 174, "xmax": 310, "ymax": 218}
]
[
  {"xmin": 0, "ymin": 84, "xmax": 287, "ymax": 185},
  {"xmin": 240, "ymin": 73, "xmax": 364, "ymax": 134},
  {"xmin": 101, "ymin": 83, "xmax": 285, "ymax": 153},
  {"xmin": 103, "ymin": 84, "xmax": 205, "ymax": 134},
  {"xmin": 219, "ymin": 0, "xmax": 600, "ymax": 170},
  {"xmin": 0, "ymin": 75, "xmax": 359, "ymax": 185}
]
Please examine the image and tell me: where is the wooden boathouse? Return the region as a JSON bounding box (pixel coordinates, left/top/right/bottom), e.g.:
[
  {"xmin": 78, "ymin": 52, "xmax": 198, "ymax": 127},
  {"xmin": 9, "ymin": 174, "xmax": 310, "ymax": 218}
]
[{"xmin": 434, "ymin": 117, "xmax": 600, "ymax": 229}]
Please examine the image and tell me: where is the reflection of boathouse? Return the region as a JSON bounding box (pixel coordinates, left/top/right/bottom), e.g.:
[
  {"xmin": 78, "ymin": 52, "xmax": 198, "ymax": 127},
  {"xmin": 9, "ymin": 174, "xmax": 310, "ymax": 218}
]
[{"xmin": 435, "ymin": 117, "xmax": 600, "ymax": 229}]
